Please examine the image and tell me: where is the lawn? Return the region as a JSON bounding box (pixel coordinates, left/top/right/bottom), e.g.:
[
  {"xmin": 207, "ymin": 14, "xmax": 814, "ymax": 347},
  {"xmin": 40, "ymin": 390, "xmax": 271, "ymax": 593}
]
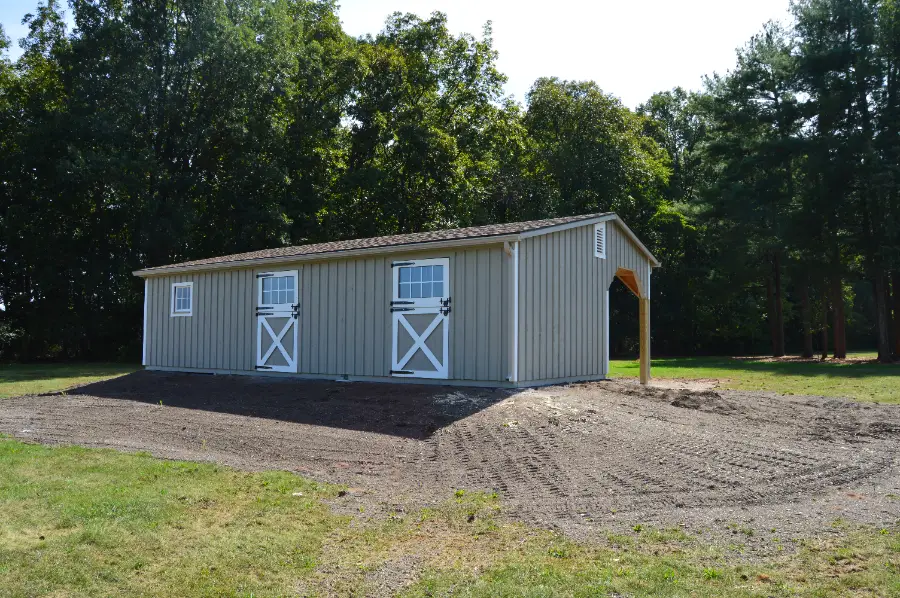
[
  {"xmin": 611, "ymin": 354, "xmax": 900, "ymax": 404},
  {"xmin": 0, "ymin": 363, "xmax": 136, "ymax": 399},
  {"xmin": 0, "ymin": 437, "xmax": 897, "ymax": 597}
]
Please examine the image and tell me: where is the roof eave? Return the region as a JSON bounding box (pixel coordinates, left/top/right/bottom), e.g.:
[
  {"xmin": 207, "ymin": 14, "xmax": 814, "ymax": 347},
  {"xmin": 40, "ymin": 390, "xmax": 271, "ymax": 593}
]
[
  {"xmin": 610, "ymin": 217, "xmax": 662, "ymax": 268},
  {"xmin": 519, "ymin": 213, "xmax": 660, "ymax": 267},
  {"xmin": 132, "ymin": 233, "xmax": 523, "ymax": 277},
  {"xmin": 517, "ymin": 213, "xmax": 616, "ymax": 239}
]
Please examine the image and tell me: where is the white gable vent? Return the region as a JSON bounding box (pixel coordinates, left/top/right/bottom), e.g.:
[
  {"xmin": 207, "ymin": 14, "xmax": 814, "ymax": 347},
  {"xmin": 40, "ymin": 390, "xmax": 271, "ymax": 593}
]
[{"xmin": 594, "ymin": 222, "xmax": 607, "ymax": 259}]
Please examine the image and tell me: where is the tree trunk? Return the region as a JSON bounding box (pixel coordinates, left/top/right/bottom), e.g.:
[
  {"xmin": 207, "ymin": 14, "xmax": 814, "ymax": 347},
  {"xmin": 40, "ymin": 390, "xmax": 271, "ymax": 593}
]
[
  {"xmin": 874, "ymin": 274, "xmax": 892, "ymax": 363},
  {"xmin": 767, "ymin": 274, "xmax": 779, "ymax": 357},
  {"xmin": 820, "ymin": 291, "xmax": 829, "ymax": 360},
  {"xmin": 886, "ymin": 274, "xmax": 896, "ymax": 360},
  {"xmin": 773, "ymin": 254, "xmax": 785, "ymax": 357},
  {"xmin": 832, "ymin": 276, "xmax": 847, "ymax": 359},
  {"xmin": 893, "ymin": 272, "xmax": 900, "ymax": 359},
  {"xmin": 801, "ymin": 283, "xmax": 814, "ymax": 358}
]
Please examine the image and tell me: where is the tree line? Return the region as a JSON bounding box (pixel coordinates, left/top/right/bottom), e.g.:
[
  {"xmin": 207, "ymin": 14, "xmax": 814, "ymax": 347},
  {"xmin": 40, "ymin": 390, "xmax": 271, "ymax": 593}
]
[{"xmin": 0, "ymin": 0, "xmax": 897, "ymax": 362}]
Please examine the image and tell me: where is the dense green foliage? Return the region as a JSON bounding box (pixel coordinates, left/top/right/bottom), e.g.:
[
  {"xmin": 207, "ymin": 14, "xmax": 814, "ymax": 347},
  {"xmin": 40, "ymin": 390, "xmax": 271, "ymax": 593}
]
[{"xmin": 0, "ymin": 0, "xmax": 898, "ymax": 360}]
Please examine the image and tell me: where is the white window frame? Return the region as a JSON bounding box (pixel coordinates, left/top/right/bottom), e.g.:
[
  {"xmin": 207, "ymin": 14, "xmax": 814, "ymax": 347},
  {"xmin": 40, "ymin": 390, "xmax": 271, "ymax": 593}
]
[
  {"xmin": 257, "ymin": 270, "xmax": 298, "ymax": 312},
  {"xmin": 170, "ymin": 282, "xmax": 194, "ymax": 317},
  {"xmin": 594, "ymin": 222, "xmax": 607, "ymax": 259},
  {"xmin": 391, "ymin": 258, "xmax": 450, "ymax": 308}
]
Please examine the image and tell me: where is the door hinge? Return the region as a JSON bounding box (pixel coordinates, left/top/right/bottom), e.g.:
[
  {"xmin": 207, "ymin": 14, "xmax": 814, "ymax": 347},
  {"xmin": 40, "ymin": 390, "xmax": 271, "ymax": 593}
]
[
  {"xmin": 390, "ymin": 369, "xmax": 413, "ymax": 375},
  {"xmin": 256, "ymin": 273, "xmax": 275, "ymax": 278},
  {"xmin": 256, "ymin": 365, "xmax": 273, "ymax": 370},
  {"xmin": 390, "ymin": 307, "xmax": 414, "ymax": 312},
  {"xmin": 391, "ymin": 261, "xmax": 414, "ymax": 268}
]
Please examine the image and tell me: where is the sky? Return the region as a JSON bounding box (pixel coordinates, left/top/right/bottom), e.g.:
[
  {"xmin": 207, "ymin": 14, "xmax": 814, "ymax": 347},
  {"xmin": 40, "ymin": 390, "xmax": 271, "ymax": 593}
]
[{"xmin": 1, "ymin": 0, "xmax": 793, "ymax": 108}]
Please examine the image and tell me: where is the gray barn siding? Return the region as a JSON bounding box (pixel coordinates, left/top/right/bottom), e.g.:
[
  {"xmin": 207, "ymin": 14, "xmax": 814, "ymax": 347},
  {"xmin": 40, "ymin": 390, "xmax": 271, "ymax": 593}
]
[
  {"xmin": 145, "ymin": 269, "xmax": 254, "ymax": 371},
  {"xmin": 516, "ymin": 221, "xmax": 651, "ymax": 383},
  {"xmin": 139, "ymin": 243, "xmax": 509, "ymax": 381},
  {"xmin": 271, "ymin": 244, "xmax": 510, "ymax": 381}
]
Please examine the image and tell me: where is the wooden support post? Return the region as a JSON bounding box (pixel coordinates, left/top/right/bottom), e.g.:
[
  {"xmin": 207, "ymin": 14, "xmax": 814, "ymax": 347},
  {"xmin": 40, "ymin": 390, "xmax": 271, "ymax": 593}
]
[{"xmin": 639, "ymin": 297, "xmax": 651, "ymax": 384}]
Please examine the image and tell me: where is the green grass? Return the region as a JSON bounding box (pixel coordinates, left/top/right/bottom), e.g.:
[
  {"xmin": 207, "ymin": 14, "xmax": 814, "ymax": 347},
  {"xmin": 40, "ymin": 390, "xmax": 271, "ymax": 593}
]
[
  {"xmin": 611, "ymin": 354, "xmax": 900, "ymax": 404},
  {"xmin": 0, "ymin": 363, "xmax": 137, "ymax": 398},
  {"xmin": 0, "ymin": 436, "xmax": 343, "ymax": 597},
  {"xmin": 0, "ymin": 437, "xmax": 897, "ymax": 597}
]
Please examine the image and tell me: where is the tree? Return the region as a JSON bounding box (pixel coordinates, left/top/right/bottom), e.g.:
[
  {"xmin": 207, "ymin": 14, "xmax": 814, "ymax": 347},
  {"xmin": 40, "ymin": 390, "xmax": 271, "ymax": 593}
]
[
  {"xmin": 330, "ymin": 13, "xmax": 507, "ymax": 238},
  {"xmin": 522, "ymin": 78, "xmax": 670, "ymax": 224}
]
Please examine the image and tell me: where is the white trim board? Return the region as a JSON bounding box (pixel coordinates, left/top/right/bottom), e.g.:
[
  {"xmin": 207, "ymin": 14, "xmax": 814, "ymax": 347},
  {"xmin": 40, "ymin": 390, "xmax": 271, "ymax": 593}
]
[
  {"xmin": 142, "ymin": 279, "xmax": 148, "ymax": 366},
  {"xmin": 510, "ymin": 241, "xmax": 519, "ymax": 382},
  {"xmin": 518, "ymin": 214, "xmax": 616, "ymax": 240},
  {"xmin": 603, "ymin": 289, "xmax": 609, "ymax": 376},
  {"xmin": 145, "ymin": 365, "xmax": 611, "ymax": 389}
]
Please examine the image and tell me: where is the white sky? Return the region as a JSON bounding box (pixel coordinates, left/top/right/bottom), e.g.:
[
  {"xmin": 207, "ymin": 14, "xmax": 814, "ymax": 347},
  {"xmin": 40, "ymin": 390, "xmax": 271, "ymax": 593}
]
[
  {"xmin": 1, "ymin": 0, "xmax": 794, "ymax": 108},
  {"xmin": 337, "ymin": 0, "xmax": 793, "ymax": 108}
]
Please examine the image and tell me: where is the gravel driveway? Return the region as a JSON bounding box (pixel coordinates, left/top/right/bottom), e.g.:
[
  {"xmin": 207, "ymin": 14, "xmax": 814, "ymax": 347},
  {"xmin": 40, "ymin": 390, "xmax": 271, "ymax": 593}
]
[{"xmin": 2, "ymin": 370, "xmax": 898, "ymax": 551}]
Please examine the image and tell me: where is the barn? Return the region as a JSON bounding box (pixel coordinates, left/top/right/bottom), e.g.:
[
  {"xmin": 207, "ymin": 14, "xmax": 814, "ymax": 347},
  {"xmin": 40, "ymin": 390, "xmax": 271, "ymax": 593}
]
[{"xmin": 134, "ymin": 213, "xmax": 660, "ymax": 387}]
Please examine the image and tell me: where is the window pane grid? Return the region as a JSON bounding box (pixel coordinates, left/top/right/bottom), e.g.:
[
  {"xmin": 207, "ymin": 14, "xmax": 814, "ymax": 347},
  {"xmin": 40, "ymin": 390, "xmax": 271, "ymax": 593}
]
[
  {"xmin": 261, "ymin": 275, "xmax": 295, "ymax": 305},
  {"xmin": 173, "ymin": 285, "xmax": 192, "ymax": 314},
  {"xmin": 398, "ymin": 265, "xmax": 444, "ymax": 299}
]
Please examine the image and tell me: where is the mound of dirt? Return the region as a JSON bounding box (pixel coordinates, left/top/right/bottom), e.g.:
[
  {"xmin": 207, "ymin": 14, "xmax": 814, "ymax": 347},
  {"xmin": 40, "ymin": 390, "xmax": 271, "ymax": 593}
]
[
  {"xmin": 2, "ymin": 371, "xmax": 898, "ymax": 555},
  {"xmin": 668, "ymin": 389, "xmax": 739, "ymax": 415}
]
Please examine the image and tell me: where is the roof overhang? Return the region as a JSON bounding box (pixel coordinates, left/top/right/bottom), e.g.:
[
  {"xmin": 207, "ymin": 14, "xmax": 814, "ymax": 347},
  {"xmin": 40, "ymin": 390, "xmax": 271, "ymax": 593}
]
[
  {"xmin": 519, "ymin": 213, "xmax": 660, "ymax": 267},
  {"xmin": 133, "ymin": 213, "xmax": 660, "ymax": 278},
  {"xmin": 609, "ymin": 217, "xmax": 662, "ymax": 268},
  {"xmin": 132, "ymin": 233, "xmax": 522, "ymax": 277}
]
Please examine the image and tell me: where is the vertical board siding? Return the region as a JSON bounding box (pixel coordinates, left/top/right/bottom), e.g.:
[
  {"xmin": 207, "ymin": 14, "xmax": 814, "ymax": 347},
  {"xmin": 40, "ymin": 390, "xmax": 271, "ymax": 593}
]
[
  {"xmin": 144, "ymin": 241, "xmax": 523, "ymax": 382},
  {"xmin": 517, "ymin": 221, "xmax": 651, "ymax": 383},
  {"xmin": 145, "ymin": 269, "xmax": 253, "ymax": 371}
]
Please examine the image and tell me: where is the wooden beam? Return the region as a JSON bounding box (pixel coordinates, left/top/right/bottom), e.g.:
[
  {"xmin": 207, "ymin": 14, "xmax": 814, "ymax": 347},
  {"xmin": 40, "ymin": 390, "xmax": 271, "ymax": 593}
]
[
  {"xmin": 615, "ymin": 268, "xmax": 641, "ymax": 298},
  {"xmin": 639, "ymin": 297, "xmax": 651, "ymax": 384}
]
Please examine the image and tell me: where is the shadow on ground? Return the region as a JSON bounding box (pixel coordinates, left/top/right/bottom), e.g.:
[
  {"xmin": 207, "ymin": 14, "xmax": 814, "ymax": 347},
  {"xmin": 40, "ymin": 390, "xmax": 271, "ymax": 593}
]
[{"xmin": 69, "ymin": 370, "xmax": 511, "ymax": 439}]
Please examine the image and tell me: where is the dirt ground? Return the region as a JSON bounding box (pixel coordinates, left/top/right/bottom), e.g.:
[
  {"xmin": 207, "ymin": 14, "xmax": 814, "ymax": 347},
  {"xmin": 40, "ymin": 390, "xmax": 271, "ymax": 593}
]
[{"xmin": 2, "ymin": 371, "xmax": 898, "ymax": 554}]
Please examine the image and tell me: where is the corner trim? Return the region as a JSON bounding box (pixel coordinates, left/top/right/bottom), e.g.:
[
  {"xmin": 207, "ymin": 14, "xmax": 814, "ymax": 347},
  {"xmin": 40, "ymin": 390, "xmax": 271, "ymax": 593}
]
[
  {"xmin": 142, "ymin": 279, "xmax": 148, "ymax": 366},
  {"xmin": 511, "ymin": 241, "xmax": 519, "ymax": 383}
]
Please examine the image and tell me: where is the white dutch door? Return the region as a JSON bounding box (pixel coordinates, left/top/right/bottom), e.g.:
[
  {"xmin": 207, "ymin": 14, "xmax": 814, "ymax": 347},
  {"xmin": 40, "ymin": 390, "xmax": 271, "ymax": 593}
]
[
  {"xmin": 256, "ymin": 270, "xmax": 299, "ymax": 372},
  {"xmin": 390, "ymin": 258, "xmax": 450, "ymax": 379}
]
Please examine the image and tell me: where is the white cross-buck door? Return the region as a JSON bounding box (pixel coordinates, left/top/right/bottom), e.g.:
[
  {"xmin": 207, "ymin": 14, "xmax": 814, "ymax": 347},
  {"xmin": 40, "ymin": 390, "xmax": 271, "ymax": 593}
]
[
  {"xmin": 256, "ymin": 270, "xmax": 299, "ymax": 372},
  {"xmin": 390, "ymin": 258, "xmax": 450, "ymax": 379}
]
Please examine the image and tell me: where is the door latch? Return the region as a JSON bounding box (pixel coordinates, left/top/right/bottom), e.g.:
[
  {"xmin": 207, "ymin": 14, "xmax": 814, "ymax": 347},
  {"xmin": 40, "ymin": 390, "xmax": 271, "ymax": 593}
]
[{"xmin": 440, "ymin": 297, "xmax": 452, "ymax": 316}]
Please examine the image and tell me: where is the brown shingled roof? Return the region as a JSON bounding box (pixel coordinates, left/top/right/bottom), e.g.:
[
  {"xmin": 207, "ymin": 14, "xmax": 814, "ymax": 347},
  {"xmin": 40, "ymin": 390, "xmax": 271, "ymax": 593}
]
[{"xmin": 135, "ymin": 213, "xmax": 648, "ymax": 275}]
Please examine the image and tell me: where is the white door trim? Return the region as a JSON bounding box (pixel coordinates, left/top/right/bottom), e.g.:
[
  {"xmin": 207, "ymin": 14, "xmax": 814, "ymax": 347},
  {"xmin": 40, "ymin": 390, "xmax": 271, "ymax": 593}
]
[
  {"xmin": 390, "ymin": 258, "xmax": 450, "ymax": 379},
  {"xmin": 256, "ymin": 270, "xmax": 299, "ymax": 373}
]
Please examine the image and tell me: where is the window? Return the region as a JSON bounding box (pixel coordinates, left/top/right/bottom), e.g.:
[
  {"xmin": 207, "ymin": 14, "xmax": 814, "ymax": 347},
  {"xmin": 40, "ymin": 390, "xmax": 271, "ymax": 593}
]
[
  {"xmin": 398, "ymin": 264, "xmax": 444, "ymax": 299},
  {"xmin": 594, "ymin": 222, "xmax": 607, "ymax": 259},
  {"xmin": 261, "ymin": 275, "xmax": 295, "ymax": 306},
  {"xmin": 171, "ymin": 282, "xmax": 193, "ymax": 316}
]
